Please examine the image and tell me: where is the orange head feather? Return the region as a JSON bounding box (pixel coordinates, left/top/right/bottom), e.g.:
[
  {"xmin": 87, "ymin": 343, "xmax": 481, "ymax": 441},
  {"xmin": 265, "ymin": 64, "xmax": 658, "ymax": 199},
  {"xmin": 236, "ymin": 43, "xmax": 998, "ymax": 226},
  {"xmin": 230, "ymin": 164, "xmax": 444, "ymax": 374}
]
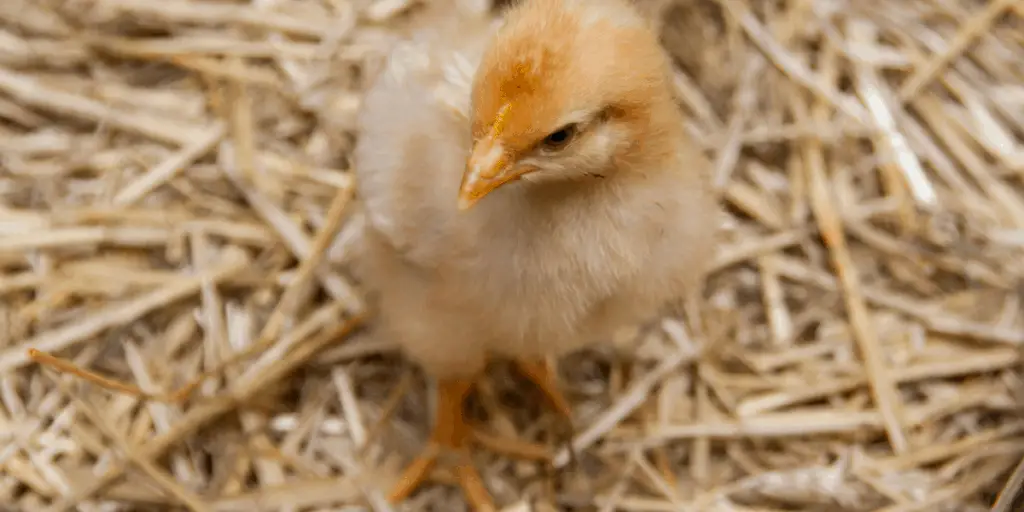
[{"xmin": 458, "ymin": 0, "xmax": 681, "ymax": 210}]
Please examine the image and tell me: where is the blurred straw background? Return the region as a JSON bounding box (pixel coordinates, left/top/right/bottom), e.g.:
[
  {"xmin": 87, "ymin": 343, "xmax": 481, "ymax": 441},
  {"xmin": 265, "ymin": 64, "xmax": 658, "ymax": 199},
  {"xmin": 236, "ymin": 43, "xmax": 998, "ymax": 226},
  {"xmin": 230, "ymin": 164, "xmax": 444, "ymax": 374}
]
[{"xmin": 1, "ymin": 0, "xmax": 1024, "ymax": 510}]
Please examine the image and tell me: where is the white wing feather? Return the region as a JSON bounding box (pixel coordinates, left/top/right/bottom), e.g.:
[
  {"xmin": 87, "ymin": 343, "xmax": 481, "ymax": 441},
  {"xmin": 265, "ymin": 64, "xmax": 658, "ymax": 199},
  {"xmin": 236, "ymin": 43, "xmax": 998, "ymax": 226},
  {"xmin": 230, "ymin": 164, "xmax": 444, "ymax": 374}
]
[{"xmin": 353, "ymin": 4, "xmax": 497, "ymax": 266}]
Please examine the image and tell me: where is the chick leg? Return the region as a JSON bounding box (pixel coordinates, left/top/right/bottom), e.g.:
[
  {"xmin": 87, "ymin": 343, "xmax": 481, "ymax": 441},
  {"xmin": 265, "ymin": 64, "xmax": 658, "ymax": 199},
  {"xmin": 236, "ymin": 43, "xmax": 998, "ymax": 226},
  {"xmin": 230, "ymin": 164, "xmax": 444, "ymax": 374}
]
[
  {"xmin": 514, "ymin": 358, "xmax": 573, "ymax": 420},
  {"xmin": 388, "ymin": 378, "xmax": 495, "ymax": 510},
  {"xmin": 515, "ymin": 358, "xmax": 576, "ymax": 456}
]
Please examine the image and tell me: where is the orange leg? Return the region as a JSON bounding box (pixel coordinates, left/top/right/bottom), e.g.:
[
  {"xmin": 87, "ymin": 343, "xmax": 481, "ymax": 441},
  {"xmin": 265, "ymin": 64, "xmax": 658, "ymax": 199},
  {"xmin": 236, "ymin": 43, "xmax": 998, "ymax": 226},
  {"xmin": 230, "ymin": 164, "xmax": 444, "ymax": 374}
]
[
  {"xmin": 388, "ymin": 378, "xmax": 496, "ymax": 510},
  {"xmin": 514, "ymin": 358, "xmax": 573, "ymax": 421}
]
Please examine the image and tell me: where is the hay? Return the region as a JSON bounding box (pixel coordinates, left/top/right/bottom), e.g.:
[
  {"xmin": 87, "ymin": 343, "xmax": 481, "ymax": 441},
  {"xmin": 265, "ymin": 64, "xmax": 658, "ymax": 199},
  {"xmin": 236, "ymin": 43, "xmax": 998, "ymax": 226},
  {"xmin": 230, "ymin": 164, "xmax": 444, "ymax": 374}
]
[{"xmin": 1, "ymin": 0, "xmax": 1022, "ymax": 510}]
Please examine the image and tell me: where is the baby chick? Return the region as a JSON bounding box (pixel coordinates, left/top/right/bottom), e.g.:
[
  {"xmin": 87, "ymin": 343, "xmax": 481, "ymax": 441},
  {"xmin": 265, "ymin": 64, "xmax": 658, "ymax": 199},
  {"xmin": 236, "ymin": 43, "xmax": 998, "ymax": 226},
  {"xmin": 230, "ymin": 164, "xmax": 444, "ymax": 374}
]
[{"xmin": 352, "ymin": 0, "xmax": 719, "ymax": 508}]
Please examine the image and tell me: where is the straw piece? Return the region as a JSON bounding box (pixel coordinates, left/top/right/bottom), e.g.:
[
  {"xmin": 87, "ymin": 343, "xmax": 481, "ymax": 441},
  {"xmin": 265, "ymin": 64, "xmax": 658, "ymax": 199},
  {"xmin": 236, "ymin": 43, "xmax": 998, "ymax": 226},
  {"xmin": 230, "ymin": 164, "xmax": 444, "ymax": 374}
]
[
  {"xmin": 210, "ymin": 477, "xmax": 368, "ymax": 511},
  {"xmin": 640, "ymin": 408, "xmax": 890, "ymax": 442},
  {"xmin": 798, "ymin": 43, "xmax": 908, "ymax": 454},
  {"xmin": 88, "ymin": 35, "xmax": 321, "ymax": 60},
  {"xmin": 28, "ymin": 348, "xmax": 199, "ymax": 402},
  {"xmin": 848, "ymin": 20, "xmax": 937, "ymax": 211},
  {"xmin": 98, "ymin": 0, "xmax": 334, "ymax": 39},
  {"xmin": 0, "ymin": 67, "xmax": 204, "ymax": 146},
  {"xmin": 992, "ymin": 454, "xmax": 1024, "ymax": 512},
  {"xmin": 112, "ymin": 123, "xmax": 227, "ymax": 206}
]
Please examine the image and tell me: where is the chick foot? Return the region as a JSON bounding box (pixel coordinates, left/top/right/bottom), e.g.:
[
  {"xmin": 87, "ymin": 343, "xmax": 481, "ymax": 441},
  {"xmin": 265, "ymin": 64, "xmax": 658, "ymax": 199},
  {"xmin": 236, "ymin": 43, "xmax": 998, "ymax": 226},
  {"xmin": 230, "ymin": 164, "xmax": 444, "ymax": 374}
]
[
  {"xmin": 389, "ymin": 361, "xmax": 574, "ymax": 509},
  {"xmin": 388, "ymin": 378, "xmax": 496, "ymax": 511}
]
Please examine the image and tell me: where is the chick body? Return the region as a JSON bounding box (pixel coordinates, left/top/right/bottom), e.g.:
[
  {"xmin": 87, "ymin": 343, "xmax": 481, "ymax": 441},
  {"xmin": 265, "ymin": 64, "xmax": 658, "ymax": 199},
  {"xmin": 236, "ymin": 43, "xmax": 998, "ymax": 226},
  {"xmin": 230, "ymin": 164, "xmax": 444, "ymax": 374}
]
[{"xmin": 353, "ymin": 0, "xmax": 718, "ymax": 380}]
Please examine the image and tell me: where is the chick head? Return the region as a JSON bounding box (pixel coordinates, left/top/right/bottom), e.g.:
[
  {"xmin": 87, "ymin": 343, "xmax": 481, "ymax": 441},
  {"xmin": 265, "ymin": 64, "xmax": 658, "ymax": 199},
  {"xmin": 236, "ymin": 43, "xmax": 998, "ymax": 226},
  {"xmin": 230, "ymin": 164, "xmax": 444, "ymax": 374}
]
[{"xmin": 458, "ymin": 0, "xmax": 679, "ymax": 210}]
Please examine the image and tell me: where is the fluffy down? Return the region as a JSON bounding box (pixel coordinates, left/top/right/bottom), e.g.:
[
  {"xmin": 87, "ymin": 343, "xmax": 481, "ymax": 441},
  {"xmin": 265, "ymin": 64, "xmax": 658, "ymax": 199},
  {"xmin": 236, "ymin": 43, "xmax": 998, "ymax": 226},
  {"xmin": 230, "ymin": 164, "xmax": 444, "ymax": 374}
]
[{"xmin": 352, "ymin": 0, "xmax": 719, "ymax": 379}]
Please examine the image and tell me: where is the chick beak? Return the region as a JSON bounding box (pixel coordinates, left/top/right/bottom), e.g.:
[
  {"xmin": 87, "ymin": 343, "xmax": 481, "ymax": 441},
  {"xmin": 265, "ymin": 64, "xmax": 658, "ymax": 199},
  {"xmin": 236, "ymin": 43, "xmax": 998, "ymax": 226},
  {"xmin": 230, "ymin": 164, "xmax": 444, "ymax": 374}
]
[{"xmin": 458, "ymin": 138, "xmax": 530, "ymax": 211}]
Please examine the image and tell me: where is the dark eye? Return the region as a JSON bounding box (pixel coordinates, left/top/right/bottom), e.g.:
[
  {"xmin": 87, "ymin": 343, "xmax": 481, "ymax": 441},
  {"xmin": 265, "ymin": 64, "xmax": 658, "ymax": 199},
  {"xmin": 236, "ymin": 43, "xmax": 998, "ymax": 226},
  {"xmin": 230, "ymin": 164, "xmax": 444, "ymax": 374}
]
[{"xmin": 542, "ymin": 123, "xmax": 578, "ymax": 149}]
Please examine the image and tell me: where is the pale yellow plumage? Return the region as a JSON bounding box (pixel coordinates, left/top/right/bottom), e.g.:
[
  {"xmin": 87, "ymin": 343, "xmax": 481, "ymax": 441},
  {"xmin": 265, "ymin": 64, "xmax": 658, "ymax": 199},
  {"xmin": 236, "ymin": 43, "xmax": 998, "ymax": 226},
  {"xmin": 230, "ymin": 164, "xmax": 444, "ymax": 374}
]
[{"xmin": 351, "ymin": 0, "xmax": 719, "ymax": 507}]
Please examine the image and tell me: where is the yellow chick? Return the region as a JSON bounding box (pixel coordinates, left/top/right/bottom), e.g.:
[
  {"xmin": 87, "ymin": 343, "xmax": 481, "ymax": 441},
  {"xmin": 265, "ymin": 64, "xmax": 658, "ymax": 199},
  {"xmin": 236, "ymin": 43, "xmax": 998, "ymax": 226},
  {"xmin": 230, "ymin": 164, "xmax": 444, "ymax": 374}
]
[{"xmin": 351, "ymin": 0, "xmax": 719, "ymax": 508}]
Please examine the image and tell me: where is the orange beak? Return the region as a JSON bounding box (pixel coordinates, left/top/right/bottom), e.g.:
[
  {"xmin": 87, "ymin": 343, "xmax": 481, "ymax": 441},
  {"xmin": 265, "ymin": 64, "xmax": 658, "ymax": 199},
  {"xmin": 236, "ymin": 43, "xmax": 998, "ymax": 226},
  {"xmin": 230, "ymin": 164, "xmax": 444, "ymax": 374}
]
[{"xmin": 457, "ymin": 137, "xmax": 532, "ymax": 211}]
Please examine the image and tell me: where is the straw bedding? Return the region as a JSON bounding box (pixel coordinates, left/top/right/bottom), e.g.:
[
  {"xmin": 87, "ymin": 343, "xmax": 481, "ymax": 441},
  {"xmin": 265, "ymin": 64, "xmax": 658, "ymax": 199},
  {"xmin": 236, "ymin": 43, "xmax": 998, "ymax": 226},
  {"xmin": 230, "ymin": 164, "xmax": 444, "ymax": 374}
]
[{"xmin": 1, "ymin": 0, "xmax": 1023, "ymax": 510}]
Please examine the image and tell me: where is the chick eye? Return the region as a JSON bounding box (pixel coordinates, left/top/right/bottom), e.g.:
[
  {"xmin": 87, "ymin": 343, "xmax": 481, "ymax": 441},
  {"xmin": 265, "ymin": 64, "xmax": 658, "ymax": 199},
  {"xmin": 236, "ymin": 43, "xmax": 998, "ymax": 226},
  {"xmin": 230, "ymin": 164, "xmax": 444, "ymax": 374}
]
[{"xmin": 542, "ymin": 123, "xmax": 578, "ymax": 149}]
